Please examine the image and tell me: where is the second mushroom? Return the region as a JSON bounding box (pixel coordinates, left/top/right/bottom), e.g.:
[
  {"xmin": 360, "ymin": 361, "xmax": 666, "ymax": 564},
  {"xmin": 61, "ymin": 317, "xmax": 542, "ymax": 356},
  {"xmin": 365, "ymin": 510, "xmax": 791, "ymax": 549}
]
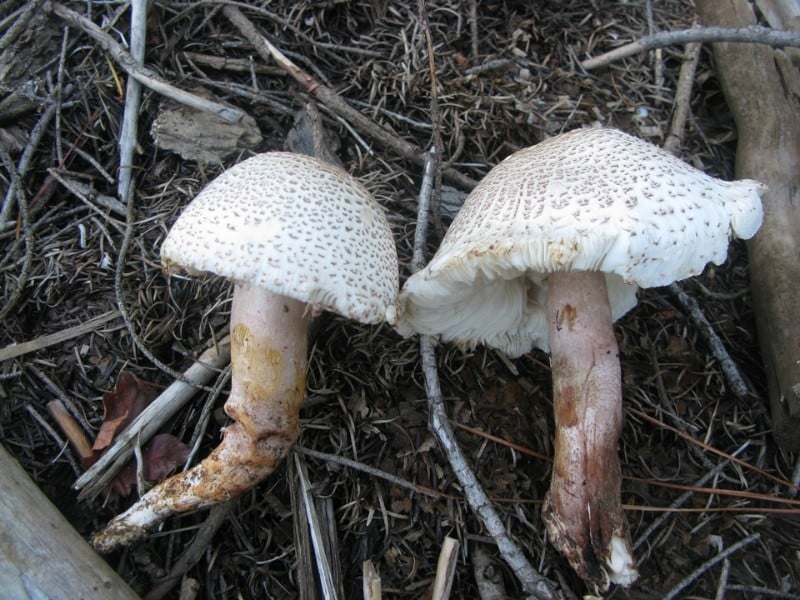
[
  {"xmin": 396, "ymin": 127, "xmax": 764, "ymax": 588},
  {"xmin": 93, "ymin": 152, "xmax": 398, "ymax": 552}
]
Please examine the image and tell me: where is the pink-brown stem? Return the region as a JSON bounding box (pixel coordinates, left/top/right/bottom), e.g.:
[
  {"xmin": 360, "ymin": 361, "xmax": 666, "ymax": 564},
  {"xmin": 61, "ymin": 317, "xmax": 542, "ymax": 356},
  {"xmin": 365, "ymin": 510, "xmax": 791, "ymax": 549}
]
[
  {"xmin": 93, "ymin": 283, "xmax": 309, "ymax": 552},
  {"xmin": 541, "ymin": 270, "xmax": 637, "ymax": 588}
]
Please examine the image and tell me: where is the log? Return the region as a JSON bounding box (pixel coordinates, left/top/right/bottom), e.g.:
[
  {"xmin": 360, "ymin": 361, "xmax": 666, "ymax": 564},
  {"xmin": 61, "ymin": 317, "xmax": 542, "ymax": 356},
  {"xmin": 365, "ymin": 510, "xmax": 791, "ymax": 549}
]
[
  {"xmin": 0, "ymin": 444, "xmax": 139, "ymax": 599},
  {"xmin": 696, "ymin": 0, "xmax": 800, "ymax": 451}
]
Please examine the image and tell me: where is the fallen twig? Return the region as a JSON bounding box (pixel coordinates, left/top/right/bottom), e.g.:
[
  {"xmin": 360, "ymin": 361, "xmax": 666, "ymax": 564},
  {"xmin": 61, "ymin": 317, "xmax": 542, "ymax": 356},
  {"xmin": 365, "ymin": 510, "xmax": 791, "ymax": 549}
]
[
  {"xmin": 582, "ymin": 25, "xmax": 800, "ymax": 70},
  {"xmin": 428, "ymin": 536, "xmax": 459, "ymax": 600},
  {"xmin": 362, "ymin": 560, "xmax": 382, "ymax": 600},
  {"xmin": 294, "ymin": 454, "xmax": 340, "ymax": 600},
  {"xmin": 0, "ymin": 310, "xmax": 121, "ymax": 363},
  {"xmin": 44, "ymin": 1, "xmax": 244, "ymax": 123},
  {"xmin": 74, "ymin": 338, "xmax": 231, "ymax": 499},
  {"xmin": 0, "ymin": 147, "xmax": 32, "ymax": 321},
  {"xmin": 143, "ymin": 499, "xmax": 237, "ymax": 600},
  {"xmin": 46, "ymin": 169, "xmax": 127, "ymax": 219},
  {"xmin": 221, "ymin": 4, "xmax": 477, "ymax": 191},
  {"xmin": 668, "ymin": 281, "xmax": 755, "ymax": 400},
  {"xmin": 294, "ymin": 446, "xmax": 455, "ymax": 500},
  {"xmin": 412, "ymin": 149, "xmax": 559, "ymax": 598},
  {"xmin": 662, "ymin": 533, "xmax": 760, "ymax": 600},
  {"xmin": 117, "ymin": 0, "xmax": 146, "ymax": 202},
  {"xmin": 662, "ymin": 40, "xmax": 702, "ymax": 155},
  {"xmin": 46, "ymin": 400, "xmax": 94, "ymax": 463}
]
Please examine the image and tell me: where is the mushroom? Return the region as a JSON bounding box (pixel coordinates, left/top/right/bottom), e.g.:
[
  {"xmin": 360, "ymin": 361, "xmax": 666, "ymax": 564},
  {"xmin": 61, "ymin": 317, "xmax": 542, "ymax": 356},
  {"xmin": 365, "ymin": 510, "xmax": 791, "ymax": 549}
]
[
  {"xmin": 93, "ymin": 152, "xmax": 398, "ymax": 552},
  {"xmin": 396, "ymin": 127, "xmax": 764, "ymax": 588}
]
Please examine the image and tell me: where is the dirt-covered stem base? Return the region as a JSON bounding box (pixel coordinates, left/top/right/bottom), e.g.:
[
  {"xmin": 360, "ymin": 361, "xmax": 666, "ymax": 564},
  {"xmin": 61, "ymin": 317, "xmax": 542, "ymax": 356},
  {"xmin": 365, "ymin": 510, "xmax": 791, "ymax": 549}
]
[{"xmin": 92, "ymin": 283, "xmax": 309, "ymax": 553}]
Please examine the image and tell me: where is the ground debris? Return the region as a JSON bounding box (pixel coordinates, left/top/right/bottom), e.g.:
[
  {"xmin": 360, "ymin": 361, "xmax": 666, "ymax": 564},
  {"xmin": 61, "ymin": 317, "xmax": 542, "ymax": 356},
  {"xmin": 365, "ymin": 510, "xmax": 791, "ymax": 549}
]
[{"xmin": 0, "ymin": 1, "xmax": 795, "ymax": 598}]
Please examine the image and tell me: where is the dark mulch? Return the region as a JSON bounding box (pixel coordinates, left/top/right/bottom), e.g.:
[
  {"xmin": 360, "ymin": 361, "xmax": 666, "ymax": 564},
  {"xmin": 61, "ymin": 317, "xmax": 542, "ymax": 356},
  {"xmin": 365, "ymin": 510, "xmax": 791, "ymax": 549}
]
[{"xmin": 1, "ymin": 1, "xmax": 797, "ymax": 598}]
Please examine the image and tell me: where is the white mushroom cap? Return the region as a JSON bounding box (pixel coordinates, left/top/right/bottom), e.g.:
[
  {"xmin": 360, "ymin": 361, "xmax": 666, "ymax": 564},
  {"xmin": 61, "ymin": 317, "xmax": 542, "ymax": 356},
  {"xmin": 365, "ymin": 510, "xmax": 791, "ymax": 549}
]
[
  {"xmin": 397, "ymin": 127, "xmax": 765, "ymax": 356},
  {"xmin": 161, "ymin": 152, "xmax": 399, "ymax": 324}
]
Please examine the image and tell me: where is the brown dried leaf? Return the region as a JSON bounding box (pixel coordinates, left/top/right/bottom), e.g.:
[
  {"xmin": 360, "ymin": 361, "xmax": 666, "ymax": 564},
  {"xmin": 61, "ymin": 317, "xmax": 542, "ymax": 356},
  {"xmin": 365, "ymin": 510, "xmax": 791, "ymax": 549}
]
[
  {"xmin": 112, "ymin": 434, "xmax": 191, "ymax": 497},
  {"xmin": 93, "ymin": 371, "xmax": 160, "ymax": 452}
]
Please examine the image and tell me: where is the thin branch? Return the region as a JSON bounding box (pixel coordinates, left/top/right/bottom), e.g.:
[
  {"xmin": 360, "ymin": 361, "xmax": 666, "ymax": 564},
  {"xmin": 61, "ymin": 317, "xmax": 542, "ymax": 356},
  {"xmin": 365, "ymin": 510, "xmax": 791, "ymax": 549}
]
[
  {"xmin": 143, "ymin": 500, "xmax": 237, "ymax": 600},
  {"xmin": 429, "ymin": 536, "xmax": 459, "ymax": 600},
  {"xmin": 663, "ymin": 40, "xmax": 702, "ymax": 155},
  {"xmin": 582, "ymin": 25, "xmax": 800, "ymax": 70},
  {"xmin": 662, "ymin": 533, "xmax": 760, "ymax": 600},
  {"xmin": 44, "ymin": 1, "xmax": 243, "ymax": 123},
  {"xmin": 668, "ymin": 282, "xmax": 755, "ymax": 400},
  {"xmin": 411, "ymin": 151, "xmax": 559, "ymax": 598},
  {"xmin": 294, "ymin": 446, "xmax": 454, "ymax": 500},
  {"xmin": 0, "ymin": 146, "xmax": 33, "ymax": 322},
  {"xmin": 221, "ymin": 4, "xmax": 477, "ymax": 191},
  {"xmin": 294, "ymin": 454, "xmax": 338, "ymax": 600},
  {"xmin": 0, "ymin": 87, "xmax": 68, "ymax": 226},
  {"xmin": 117, "ymin": 0, "xmax": 147, "ymax": 202}
]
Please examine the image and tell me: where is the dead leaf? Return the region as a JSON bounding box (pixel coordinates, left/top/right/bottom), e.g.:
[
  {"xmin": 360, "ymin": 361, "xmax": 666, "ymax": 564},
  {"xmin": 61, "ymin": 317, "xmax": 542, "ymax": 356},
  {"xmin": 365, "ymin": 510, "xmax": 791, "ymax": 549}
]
[
  {"xmin": 112, "ymin": 434, "xmax": 191, "ymax": 497},
  {"xmin": 93, "ymin": 371, "xmax": 160, "ymax": 452}
]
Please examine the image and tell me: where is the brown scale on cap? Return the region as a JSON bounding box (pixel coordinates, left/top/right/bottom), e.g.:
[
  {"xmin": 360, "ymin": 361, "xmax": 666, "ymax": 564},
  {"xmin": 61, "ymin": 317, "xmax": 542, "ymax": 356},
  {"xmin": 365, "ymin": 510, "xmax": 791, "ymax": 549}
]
[
  {"xmin": 395, "ymin": 128, "xmax": 765, "ymax": 588},
  {"xmin": 93, "ymin": 152, "xmax": 398, "ymax": 553}
]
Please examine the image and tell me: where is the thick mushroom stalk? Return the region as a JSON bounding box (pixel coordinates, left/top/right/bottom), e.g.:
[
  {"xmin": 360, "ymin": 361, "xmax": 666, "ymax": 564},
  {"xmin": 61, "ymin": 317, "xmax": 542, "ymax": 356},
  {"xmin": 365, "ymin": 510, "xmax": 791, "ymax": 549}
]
[
  {"xmin": 541, "ymin": 271, "xmax": 637, "ymax": 588},
  {"xmin": 92, "ymin": 283, "xmax": 309, "ymax": 552}
]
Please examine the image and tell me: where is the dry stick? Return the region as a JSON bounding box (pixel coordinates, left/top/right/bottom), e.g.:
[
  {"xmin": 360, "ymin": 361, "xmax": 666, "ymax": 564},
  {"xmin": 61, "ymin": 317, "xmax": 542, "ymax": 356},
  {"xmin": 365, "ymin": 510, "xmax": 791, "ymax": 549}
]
[
  {"xmin": 143, "ymin": 500, "xmax": 237, "ymax": 600},
  {"xmin": 662, "ymin": 533, "xmax": 760, "ymax": 600},
  {"xmin": 412, "ymin": 152, "xmax": 559, "ymax": 599},
  {"xmin": 46, "ymin": 400, "xmax": 94, "ymax": 463},
  {"xmin": 0, "ymin": 310, "xmax": 121, "ymax": 362},
  {"xmin": 0, "ymin": 147, "xmax": 33, "ymax": 322},
  {"xmin": 714, "ymin": 558, "xmax": 731, "ymax": 600},
  {"xmin": 668, "ymin": 282, "xmax": 755, "ymax": 399},
  {"xmin": 362, "ymin": 560, "xmax": 382, "ymax": 600},
  {"xmin": 0, "ymin": 84, "xmax": 67, "ymax": 226},
  {"xmin": 46, "ymin": 169, "xmax": 127, "ymax": 218},
  {"xmin": 117, "ymin": 0, "xmax": 146, "ymax": 202},
  {"xmin": 429, "ymin": 536, "xmax": 460, "ymax": 600},
  {"xmin": 44, "ymin": 1, "xmax": 243, "ymax": 123},
  {"xmin": 221, "ymin": 5, "xmax": 478, "ymax": 191},
  {"xmin": 294, "ymin": 454, "xmax": 338, "ymax": 600},
  {"xmin": 0, "ymin": 0, "xmax": 41, "ymax": 51},
  {"xmin": 659, "ymin": 40, "xmax": 755, "ymax": 401},
  {"xmin": 663, "ymin": 41, "xmax": 702, "ymax": 155},
  {"xmin": 581, "ymin": 25, "xmax": 800, "ymax": 70},
  {"xmin": 74, "ymin": 339, "xmax": 231, "ymax": 498},
  {"xmin": 107, "ymin": 0, "xmax": 191, "ymax": 397},
  {"xmin": 30, "ymin": 367, "xmax": 94, "ymax": 433},
  {"xmin": 106, "ymin": 13, "xmax": 218, "ymax": 403},
  {"xmin": 294, "ymin": 446, "xmax": 455, "ymax": 501},
  {"xmin": 633, "ymin": 442, "xmax": 748, "ymax": 551}
]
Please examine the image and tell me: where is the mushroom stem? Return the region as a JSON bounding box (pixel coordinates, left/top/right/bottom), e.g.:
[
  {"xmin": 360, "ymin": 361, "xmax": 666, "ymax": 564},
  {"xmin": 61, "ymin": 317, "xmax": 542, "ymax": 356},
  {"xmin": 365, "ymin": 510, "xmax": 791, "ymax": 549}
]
[
  {"xmin": 541, "ymin": 270, "xmax": 638, "ymax": 588},
  {"xmin": 92, "ymin": 283, "xmax": 309, "ymax": 552}
]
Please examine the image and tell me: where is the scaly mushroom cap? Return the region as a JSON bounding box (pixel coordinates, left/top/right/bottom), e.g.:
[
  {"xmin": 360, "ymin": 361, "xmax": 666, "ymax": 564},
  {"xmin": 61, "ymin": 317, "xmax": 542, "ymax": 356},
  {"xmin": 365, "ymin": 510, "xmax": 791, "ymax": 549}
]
[
  {"xmin": 161, "ymin": 152, "xmax": 399, "ymax": 324},
  {"xmin": 397, "ymin": 127, "xmax": 764, "ymax": 356}
]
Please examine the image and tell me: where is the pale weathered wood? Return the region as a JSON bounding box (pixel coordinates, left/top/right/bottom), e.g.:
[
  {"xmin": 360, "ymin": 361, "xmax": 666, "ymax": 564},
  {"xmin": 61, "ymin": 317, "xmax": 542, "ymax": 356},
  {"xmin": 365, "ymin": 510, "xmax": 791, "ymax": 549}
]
[
  {"xmin": 696, "ymin": 0, "xmax": 800, "ymax": 450},
  {"xmin": 0, "ymin": 444, "xmax": 139, "ymax": 599}
]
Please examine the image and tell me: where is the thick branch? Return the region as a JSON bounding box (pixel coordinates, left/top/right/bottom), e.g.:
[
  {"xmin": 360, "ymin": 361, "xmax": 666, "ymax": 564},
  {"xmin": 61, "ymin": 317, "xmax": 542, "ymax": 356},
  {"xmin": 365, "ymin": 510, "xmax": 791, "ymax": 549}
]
[{"xmin": 696, "ymin": 0, "xmax": 800, "ymax": 451}]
